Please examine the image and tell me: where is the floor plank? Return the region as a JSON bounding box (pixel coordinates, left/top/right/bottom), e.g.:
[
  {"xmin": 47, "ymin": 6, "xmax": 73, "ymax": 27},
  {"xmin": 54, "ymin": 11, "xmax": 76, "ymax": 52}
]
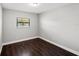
[{"xmin": 1, "ymin": 38, "xmax": 77, "ymax": 56}]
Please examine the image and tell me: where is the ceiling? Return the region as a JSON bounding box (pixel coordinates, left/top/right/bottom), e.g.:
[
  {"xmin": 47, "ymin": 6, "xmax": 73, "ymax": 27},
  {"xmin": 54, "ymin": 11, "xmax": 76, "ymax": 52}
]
[{"xmin": 2, "ymin": 3, "xmax": 70, "ymax": 14}]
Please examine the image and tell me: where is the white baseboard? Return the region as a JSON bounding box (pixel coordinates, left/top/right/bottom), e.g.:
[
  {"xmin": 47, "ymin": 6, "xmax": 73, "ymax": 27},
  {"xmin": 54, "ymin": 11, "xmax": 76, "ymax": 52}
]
[
  {"xmin": 2, "ymin": 36, "xmax": 38, "ymax": 46},
  {"xmin": 0, "ymin": 46, "xmax": 2, "ymax": 54},
  {"xmin": 2, "ymin": 36, "xmax": 79, "ymax": 56},
  {"xmin": 39, "ymin": 36, "xmax": 79, "ymax": 56}
]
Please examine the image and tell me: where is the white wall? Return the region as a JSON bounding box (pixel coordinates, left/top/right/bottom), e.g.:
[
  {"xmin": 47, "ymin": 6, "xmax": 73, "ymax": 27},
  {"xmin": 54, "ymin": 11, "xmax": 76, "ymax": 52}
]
[
  {"xmin": 39, "ymin": 4, "xmax": 79, "ymax": 52},
  {"xmin": 2, "ymin": 9, "xmax": 38, "ymax": 43},
  {"xmin": 2, "ymin": 4, "xmax": 79, "ymax": 53},
  {"xmin": 0, "ymin": 4, "xmax": 2, "ymax": 53}
]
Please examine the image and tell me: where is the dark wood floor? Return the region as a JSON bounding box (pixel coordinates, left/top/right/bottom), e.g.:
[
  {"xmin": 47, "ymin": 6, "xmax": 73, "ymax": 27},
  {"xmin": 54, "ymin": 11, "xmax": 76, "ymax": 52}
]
[{"xmin": 1, "ymin": 38, "xmax": 77, "ymax": 56}]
